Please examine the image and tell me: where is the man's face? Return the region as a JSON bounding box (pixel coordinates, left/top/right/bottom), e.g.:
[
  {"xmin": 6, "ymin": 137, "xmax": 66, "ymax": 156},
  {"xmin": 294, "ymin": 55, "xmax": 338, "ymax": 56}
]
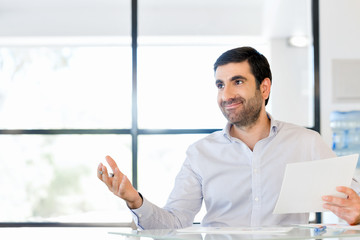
[{"xmin": 215, "ymin": 61, "xmax": 264, "ymax": 128}]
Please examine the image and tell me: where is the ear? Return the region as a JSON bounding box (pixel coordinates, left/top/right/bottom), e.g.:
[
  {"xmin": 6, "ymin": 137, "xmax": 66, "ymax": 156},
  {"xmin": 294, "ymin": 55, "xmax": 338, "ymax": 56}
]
[{"xmin": 260, "ymin": 78, "xmax": 271, "ymax": 100}]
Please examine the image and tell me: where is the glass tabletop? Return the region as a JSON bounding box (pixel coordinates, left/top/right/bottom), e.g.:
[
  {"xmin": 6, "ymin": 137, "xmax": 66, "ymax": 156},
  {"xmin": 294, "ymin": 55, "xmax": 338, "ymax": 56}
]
[{"xmin": 109, "ymin": 226, "xmax": 360, "ymax": 240}]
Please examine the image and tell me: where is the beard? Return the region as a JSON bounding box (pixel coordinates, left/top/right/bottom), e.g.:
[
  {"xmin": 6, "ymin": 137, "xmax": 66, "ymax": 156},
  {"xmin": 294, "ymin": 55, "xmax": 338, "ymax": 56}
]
[{"xmin": 220, "ymin": 90, "xmax": 263, "ymax": 128}]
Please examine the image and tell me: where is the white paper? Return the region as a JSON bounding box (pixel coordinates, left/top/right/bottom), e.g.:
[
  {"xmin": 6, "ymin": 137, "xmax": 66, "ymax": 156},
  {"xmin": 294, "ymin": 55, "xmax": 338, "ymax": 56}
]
[
  {"xmin": 273, "ymin": 154, "xmax": 358, "ymax": 214},
  {"xmin": 176, "ymin": 227, "xmax": 293, "ymax": 234}
]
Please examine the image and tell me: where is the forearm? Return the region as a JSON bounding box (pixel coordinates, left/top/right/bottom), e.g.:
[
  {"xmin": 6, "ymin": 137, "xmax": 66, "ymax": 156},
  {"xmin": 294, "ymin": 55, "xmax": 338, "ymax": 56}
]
[
  {"xmin": 131, "ymin": 197, "xmax": 192, "ymax": 229},
  {"xmin": 130, "ymin": 158, "xmax": 202, "ymax": 229}
]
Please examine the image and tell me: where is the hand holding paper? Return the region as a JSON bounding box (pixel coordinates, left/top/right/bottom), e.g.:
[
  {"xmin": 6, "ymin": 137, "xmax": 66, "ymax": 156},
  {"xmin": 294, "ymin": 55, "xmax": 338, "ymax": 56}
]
[
  {"xmin": 322, "ymin": 185, "xmax": 360, "ymax": 225},
  {"xmin": 273, "ymin": 154, "xmax": 358, "ymax": 215}
]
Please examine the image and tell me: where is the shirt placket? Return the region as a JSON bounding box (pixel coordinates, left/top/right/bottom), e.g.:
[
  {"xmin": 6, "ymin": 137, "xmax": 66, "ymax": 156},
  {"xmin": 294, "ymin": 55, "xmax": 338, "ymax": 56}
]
[{"xmin": 251, "ymin": 151, "xmax": 261, "ymax": 226}]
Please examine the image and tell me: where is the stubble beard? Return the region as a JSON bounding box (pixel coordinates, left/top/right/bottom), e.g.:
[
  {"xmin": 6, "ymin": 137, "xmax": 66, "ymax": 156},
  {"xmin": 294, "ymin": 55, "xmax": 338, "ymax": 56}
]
[{"xmin": 221, "ymin": 90, "xmax": 263, "ymax": 128}]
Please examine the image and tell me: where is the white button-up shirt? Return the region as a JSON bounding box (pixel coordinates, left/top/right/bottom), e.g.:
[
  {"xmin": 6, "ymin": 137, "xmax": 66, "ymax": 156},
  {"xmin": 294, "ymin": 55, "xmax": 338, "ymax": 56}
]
[{"xmin": 131, "ymin": 115, "xmax": 359, "ymax": 229}]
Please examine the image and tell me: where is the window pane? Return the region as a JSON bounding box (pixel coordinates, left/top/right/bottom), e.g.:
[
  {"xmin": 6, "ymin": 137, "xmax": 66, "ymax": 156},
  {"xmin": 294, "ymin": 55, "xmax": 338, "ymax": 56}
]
[
  {"xmin": 138, "ymin": 134, "xmax": 207, "ymax": 222},
  {"xmin": 138, "ymin": 0, "xmax": 314, "ymax": 128},
  {"xmin": 0, "ymin": 134, "xmax": 132, "ymax": 222},
  {"xmin": 137, "ymin": 45, "xmax": 231, "ymax": 129},
  {"xmin": 0, "ymin": 46, "xmax": 132, "ymax": 129},
  {"xmin": 138, "ymin": 44, "xmax": 270, "ymax": 129}
]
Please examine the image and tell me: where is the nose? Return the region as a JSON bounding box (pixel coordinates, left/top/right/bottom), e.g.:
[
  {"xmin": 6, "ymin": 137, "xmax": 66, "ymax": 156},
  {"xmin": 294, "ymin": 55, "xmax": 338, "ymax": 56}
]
[{"xmin": 221, "ymin": 85, "xmax": 236, "ymax": 101}]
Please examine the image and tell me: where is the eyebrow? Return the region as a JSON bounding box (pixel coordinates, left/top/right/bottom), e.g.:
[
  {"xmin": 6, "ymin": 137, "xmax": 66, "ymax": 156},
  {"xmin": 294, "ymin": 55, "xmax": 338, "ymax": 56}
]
[
  {"xmin": 215, "ymin": 75, "xmax": 247, "ymax": 84},
  {"xmin": 215, "ymin": 79, "xmax": 223, "ymax": 85},
  {"xmin": 230, "ymin": 75, "xmax": 247, "ymax": 81}
]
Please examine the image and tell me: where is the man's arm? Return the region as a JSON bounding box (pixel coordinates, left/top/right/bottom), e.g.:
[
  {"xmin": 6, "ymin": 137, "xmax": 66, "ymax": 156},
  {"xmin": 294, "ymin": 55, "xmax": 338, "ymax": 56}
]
[
  {"xmin": 97, "ymin": 155, "xmax": 202, "ymax": 229},
  {"xmin": 131, "ymin": 157, "xmax": 203, "ymax": 229}
]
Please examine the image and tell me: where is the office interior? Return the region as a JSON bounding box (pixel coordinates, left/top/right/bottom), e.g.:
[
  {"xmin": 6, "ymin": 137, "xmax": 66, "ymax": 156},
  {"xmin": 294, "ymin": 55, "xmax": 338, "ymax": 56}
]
[{"xmin": 0, "ymin": 0, "xmax": 360, "ymax": 237}]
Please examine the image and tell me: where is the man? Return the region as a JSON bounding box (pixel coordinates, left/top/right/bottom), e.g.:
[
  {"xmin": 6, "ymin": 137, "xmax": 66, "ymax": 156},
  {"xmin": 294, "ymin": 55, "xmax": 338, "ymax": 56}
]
[{"xmin": 98, "ymin": 47, "xmax": 360, "ymax": 229}]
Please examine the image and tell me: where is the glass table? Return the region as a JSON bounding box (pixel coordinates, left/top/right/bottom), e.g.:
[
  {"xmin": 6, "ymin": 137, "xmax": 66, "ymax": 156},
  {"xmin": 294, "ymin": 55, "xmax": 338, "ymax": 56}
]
[{"xmin": 108, "ymin": 226, "xmax": 360, "ymax": 240}]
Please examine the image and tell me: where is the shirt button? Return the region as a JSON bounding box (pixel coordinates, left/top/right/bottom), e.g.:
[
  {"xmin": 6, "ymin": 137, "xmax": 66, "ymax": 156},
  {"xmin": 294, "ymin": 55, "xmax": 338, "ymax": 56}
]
[
  {"xmin": 254, "ymin": 197, "xmax": 259, "ymax": 202},
  {"xmin": 254, "ymin": 168, "xmax": 258, "ymax": 173}
]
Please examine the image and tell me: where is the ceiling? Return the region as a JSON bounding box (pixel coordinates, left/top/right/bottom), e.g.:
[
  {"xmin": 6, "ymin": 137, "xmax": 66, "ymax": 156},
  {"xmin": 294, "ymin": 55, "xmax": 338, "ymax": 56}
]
[{"xmin": 0, "ymin": 0, "xmax": 311, "ymax": 38}]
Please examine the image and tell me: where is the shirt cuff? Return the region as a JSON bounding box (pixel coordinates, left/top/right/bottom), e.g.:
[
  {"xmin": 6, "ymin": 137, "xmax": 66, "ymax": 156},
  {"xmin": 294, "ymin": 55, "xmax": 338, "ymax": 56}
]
[{"xmin": 130, "ymin": 194, "xmax": 154, "ymax": 229}]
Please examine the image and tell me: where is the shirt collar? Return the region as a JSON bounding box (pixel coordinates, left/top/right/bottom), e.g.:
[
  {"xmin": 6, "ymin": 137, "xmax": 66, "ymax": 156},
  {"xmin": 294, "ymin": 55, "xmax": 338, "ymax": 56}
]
[{"xmin": 222, "ymin": 112, "xmax": 279, "ymax": 142}]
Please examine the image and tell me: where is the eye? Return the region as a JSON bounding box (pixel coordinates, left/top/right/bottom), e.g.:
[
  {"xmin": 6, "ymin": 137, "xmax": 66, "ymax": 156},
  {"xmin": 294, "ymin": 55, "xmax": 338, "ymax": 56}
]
[
  {"xmin": 235, "ymin": 80, "xmax": 243, "ymax": 85},
  {"xmin": 216, "ymin": 82, "xmax": 224, "ymax": 89}
]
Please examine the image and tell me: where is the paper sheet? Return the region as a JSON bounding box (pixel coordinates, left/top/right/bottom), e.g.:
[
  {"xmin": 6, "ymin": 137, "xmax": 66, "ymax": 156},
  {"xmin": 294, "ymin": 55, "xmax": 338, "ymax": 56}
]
[{"xmin": 273, "ymin": 154, "xmax": 358, "ymax": 214}]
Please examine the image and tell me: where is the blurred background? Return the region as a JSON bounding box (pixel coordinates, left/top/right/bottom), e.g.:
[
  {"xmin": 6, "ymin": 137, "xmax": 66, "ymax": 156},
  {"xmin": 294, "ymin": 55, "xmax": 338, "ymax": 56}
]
[{"xmin": 0, "ymin": 0, "xmax": 359, "ymax": 225}]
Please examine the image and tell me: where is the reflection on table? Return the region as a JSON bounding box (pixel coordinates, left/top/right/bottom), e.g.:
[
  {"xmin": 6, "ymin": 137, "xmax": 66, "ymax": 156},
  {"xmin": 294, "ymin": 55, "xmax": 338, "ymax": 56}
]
[{"xmin": 109, "ymin": 225, "xmax": 360, "ymax": 240}]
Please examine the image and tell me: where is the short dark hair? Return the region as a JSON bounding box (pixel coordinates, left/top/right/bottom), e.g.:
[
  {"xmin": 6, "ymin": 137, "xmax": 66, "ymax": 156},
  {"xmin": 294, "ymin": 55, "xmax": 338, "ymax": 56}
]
[{"xmin": 214, "ymin": 46, "xmax": 272, "ymax": 106}]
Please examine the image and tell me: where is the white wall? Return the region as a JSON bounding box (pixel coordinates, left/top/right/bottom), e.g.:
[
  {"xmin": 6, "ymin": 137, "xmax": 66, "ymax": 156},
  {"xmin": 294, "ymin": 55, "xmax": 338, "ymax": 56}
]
[
  {"xmin": 0, "ymin": 1, "xmax": 131, "ymax": 36},
  {"xmin": 0, "ymin": 0, "xmax": 263, "ymax": 37},
  {"xmin": 320, "ymin": 0, "xmax": 360, "ymax": 146},
  {"xmin": 270, "ymin": 38, "xmax": 313, "ymax": 127}
]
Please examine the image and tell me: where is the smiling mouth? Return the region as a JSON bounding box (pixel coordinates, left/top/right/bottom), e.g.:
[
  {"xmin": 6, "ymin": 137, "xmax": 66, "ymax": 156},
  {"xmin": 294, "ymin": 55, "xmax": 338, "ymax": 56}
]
[
  {"xmin": 222, "ymin": 99, "xmax": 244, "ymax": 110},
  {"xmin": 224, "ymin": 102, "xmax": 242, "ymax": 110}
]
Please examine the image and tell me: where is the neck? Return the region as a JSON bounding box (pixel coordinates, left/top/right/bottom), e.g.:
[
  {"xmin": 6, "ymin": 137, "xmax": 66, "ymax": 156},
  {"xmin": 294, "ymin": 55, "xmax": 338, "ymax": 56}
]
[{"xmin": 230, "ymin": 111, "xmax": 271, "ymax": 151}]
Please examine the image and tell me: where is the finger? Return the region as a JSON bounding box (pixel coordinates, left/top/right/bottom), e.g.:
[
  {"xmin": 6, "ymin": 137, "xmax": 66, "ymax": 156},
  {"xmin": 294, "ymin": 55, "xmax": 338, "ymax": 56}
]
[
  {"xmin": 323, "ymin": 195, "xmax": 349, "ymax": 207},
  {"xmin": 323, "ymin": 203, "xmax": 350, "ymax": 220},
  {"xmin": 113, "ymin": 166, "xmax": 124, "ymax": 179},
  {"xmin": 106, "ymin": 155, "xmax": 126, "ymax": 177},
  {"xmin": 97, "ymin": 163, "xmax": 104, "ymax": 180},
  {"xmin": 336, "ymin": 186, "xmax": 357, "ymax": 199},
  {"xmin": 324, "ymin": 203, "xmax": 359, "ymax": 225},
  {"xmin": 101, "ymin": 165, "xmax": 113, "ymax": 188},
  {"xmin": 105, "ymin": 155, "xmax": 119, "ymax": 173},
  {"xmin": 111, "ymin": 168, "xmax": 122, "ymax": 193},
  {"xmin": 322, "ymin": 195, "xmax": 332, "ymax": 202},
  {"xmin": 112, "ymin": 171, "xmax": 130, "ymax": 198}
]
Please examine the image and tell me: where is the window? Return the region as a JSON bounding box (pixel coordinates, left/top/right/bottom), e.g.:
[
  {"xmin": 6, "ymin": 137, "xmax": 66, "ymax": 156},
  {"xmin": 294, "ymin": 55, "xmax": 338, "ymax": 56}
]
[
  {"xmin": 0, "ymin": 0, "xmax": 319, "ymax": 225},
  {"xmin": 0, "ymin": 47, "xmax": 132, "ymax": 129}
]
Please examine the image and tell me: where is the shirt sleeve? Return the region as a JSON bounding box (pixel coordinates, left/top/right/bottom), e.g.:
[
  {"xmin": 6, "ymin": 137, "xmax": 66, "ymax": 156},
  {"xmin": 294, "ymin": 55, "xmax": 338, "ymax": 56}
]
[
  {"xmin": 130, "ymin": 196, "xmax": 182, "ymax": 230},
  {"xmin": 312, "ymin": 131, "xmax": 360, "ymax": 195},
  {"xmin": 312, "ymin": 131, "xmax": 337, "ymax": 160},
  {"xmin": 130, "ymin": 156, "xmax": 203, "ymax": 229}
]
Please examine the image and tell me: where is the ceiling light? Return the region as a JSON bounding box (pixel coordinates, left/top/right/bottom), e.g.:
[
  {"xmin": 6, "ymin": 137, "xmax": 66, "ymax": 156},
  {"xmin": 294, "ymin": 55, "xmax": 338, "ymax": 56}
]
[{"xmin": 288, "ymin": 36, "xmax": 310, "ymax": 47}]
